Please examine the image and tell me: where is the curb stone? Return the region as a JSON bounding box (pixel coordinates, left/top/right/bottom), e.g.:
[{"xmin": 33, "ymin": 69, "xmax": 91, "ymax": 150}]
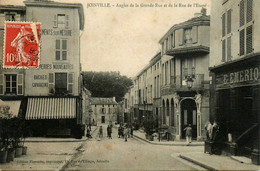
[
  {"xmin": 179, "ymin": 154, "xmax": 217, "ymax": 171},
  {"xmin": 133, "ymin": 134, "xmax": 203, "ymax": 146}
]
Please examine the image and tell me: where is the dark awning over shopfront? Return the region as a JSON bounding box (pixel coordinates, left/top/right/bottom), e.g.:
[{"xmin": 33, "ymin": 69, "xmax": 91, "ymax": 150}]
[{"xmin": 25, "ymin": 97, "xmax": 76, "ymax": 120}]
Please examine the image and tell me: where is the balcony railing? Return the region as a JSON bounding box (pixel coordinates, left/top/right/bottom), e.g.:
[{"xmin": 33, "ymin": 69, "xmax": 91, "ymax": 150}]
[{"xmin": 175, "ymin": 74, "xmax": 204, "ymax": 89}]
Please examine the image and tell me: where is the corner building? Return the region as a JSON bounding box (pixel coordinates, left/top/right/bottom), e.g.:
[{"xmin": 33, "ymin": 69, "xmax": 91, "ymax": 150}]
[
  {"xmin": 210, "ymin": 0, "xmax": 259, "ymax": 164},
  {"xmin": 159, "ymin": 10, "xmax": 210, "ymax": 141},
  {"xmin": 0, "ymin": 0, "xmax": 85, "ymax": 138}
]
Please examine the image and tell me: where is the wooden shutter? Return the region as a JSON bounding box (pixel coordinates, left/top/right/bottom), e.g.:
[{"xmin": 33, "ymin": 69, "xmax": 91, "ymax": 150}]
[
  {"xmin": 222, "ymin": 13, "xmax": 226, "ymax": 37},
  {"xmin": 0, "ymin": 74, "xmax": 3, "ymax": 95},
  {"xmin": 222, "ymin": 39, "xmax": 226, "ymax": 61},
  {"xmin": 49, "ymin": 73, "xmax": 54, "ymax": 93},
  {"xmin": 53, "ymin": 15, "xmax": 57, "ymax": 28},
  {"xmin": 227, "ymin": 10, "xmax": 231, "ymax": 34},
  {"xmin": 172, "ymin": 32, "xmax": 175, "ymax": 48},
  {"xmin": 239, "ymin": 29, "xmax": 245, "ymax": 56},
  {"xmin": 240, "ymin": 0, "xmax": 245, "ymax": 27},
  {"xmin": 179, "ymin": 29, "xmax": 184, "ymax": 45},
  {"xmin": 17, "ymin": 74, "xmax": 23, "ymax": 95},
  {"xmin": 246, "ymin": 25, "xmax": 253, "ymax": 54},
  {"xmin": 68, "ymin": 73, "xmax": 73, "ymax": 94},
  {"xmin": 65, "ymin": 14, "xmax": 69, "ymax": 28},
  {"xmin": 246, "ymin": 0, "xmax": 252, "ymax": 23},
  {"xmin": 227, "ymin": 37, "xmax": 231, "ymax": 61},
  {"xmin": 192, "ymin": 26, "xmax": 198, "ymax": 43}
]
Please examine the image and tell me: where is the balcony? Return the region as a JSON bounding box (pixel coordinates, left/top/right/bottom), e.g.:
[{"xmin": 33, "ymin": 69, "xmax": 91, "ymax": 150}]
[{"xmin": 166, "ymin": 45, "xmax": 209, "ymax": 56}]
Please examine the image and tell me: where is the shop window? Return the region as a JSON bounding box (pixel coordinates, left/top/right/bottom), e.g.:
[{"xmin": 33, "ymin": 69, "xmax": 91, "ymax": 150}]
[
  {"xmin": 56, "ymin": 39, "xmax": 67, "ymax": 60},
  {"xmin": 222, "ymin": 9, "xmax": 232, "ymax": 62},
  {"xmin": 55, "ymin": 73, "xmax": 67, "ymax": 94},
  {"xmin": 239, "ymin": 0, "xmax": 253, "ymax": 56}
]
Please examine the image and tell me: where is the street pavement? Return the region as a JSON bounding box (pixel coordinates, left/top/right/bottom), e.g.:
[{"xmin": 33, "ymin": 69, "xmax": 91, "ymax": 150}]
[
  {"xmin": 0, "ymin": 141, "xmax": 82, "ymax": 170},
  {"xmin": 64, "ymin": 127, "xmax": 203, "ymax": 170}
]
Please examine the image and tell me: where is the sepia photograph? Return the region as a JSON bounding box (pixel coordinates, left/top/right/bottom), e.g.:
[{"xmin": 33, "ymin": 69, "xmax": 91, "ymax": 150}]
[{"xmin": 0, "ymin": 0, "xmax": 259, "ymax": 170}]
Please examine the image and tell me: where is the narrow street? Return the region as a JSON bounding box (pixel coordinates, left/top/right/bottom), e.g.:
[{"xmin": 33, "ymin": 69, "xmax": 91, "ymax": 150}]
[{"xmin": 65, "ymin": 127, "xmax": 202, "ymax": 170}]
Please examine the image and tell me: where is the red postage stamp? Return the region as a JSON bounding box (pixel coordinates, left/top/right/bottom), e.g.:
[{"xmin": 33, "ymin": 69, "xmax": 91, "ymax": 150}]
[{"xmin": 4, "ymin": 22, "xmax": 41, "ymax": 68}]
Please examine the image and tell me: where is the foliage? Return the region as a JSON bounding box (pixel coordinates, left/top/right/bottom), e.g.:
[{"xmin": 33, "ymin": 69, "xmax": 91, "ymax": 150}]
[
  {"xmin": 82, "ymin": 71, "xmax": 133, "ymax": 102},
  {"xmin": 143, "ymin": 117, "xmax": 156, "ymax": 136}
]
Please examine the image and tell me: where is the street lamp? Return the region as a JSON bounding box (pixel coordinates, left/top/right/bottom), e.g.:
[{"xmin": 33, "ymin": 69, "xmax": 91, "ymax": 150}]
[{"xmin": 186, "ymin": 75, "xmax": 194, "ymax": 89}]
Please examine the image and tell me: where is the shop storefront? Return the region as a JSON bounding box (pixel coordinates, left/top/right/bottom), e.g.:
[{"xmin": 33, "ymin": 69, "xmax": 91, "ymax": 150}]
[
  {"xmin": 25, "ymin": 97, "xmax": 82, "ymax": 138},
  {"xmin": 210, "ymin": 54, "xmax": 260, "ymax": 164}
]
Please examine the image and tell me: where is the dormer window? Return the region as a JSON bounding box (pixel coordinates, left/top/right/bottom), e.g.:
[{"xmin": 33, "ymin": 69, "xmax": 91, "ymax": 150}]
[{"xmin": 184, "ymin": 28, "xmax": 192, "ymax": 44}]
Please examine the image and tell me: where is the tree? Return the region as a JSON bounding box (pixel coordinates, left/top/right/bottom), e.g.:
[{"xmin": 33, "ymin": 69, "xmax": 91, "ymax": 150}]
[{"xmin": 82, "ymin": 71, "xmax": 133, "ymax": 102}]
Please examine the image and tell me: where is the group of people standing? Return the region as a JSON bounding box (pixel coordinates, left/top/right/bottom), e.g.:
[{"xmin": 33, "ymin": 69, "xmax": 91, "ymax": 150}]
[{"xmin": 118, "ymin": 124, "xmax": 133, "ymax": 142}]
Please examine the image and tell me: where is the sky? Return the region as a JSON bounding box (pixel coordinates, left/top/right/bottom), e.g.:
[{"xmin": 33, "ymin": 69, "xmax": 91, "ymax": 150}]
[{"xmin": 1, "ymin": 0, "xmax": 211, "ymax": 77}]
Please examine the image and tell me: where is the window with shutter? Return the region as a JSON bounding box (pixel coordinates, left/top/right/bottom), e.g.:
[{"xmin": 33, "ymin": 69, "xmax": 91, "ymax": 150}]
[
  {"xmin": 246, "ymin": 25, "xmax": 252, "ymax": 54},
  {"xmin": 240, "ymin": 0, "xmax": 245, "ymax": 27},
  {"xmin": 49, "ymin": 73, "xmax": 54, "ymax": 93},
  {"xmin": 65, "ymin": 15, "xmax": 69, "ymax": 28},
  {"xmin": 56, "ymin": 39, "xmax": 67, "ymax": 60},
  {"xmin": 192, "ymin": 26, "xmax": 198, "ymax": 43},
  {"xmin": 239, "ymin": 0, "xmax": 253, "ymax": 56},
  {"xmin": 17, "ymin": 74, "xmax": 23, "ymax": 95},
  {"xmin": 222, "ymin": 9, "xmax": 232, "ymax": 62},
  {"xmin": 246, "ymin": 0, "xmax": 252, "ymax": 23},
  {"xmin": 227, "ymin": 10, "xmax": 231, "ymax": 34},
  {"xmin": 222, "ymin": 13, "xmax": 226, "ymax": 37},
  {"xmin": 240, "ymin": 29, "xmax": 245, "ymax": 56},
  {"xmin": 53, "ymin": 15, "xmax": 57, "ymax": 28},
  {"xmin": 0, "ymin": 74, "xmax": 3, "ymax": 95},
  {"xmin": 222, "ymin": 40, "xmax": 226, "ymax": 62},
  {"xmin": 227, "ymin": 37, "xmax": 231, "ymax": 61},
  {"xmin": 172, "ymin": 32, "xmax": 175, "ymax": 48}
]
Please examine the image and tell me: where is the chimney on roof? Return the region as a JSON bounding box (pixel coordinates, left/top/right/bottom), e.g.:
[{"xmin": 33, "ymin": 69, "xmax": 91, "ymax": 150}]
[
  {"xmin": 201, "ymin": 8, "xmax": 207, "ymax": 16},
  {"xmin": 113, "ymin": 97, "xmax": 116, "ymax": 102},
  {"xmin": 194, "ymin": 8, "xmax": 207, "ymax": 17}
]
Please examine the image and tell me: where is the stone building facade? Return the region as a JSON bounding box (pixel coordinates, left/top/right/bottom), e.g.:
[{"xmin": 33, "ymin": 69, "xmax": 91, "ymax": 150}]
[
  {"xmin": 124, "ymin": 9, "xmax": 211, "ymax": 141},
  {"xmin": 90, "ymin": 97, "xmax": 118, "ymax": 126}
]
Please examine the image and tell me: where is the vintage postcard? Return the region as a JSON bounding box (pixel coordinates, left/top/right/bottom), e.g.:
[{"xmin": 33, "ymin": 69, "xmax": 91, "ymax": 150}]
[{"xmin": 0, "ymin": 0, "xmax": 259, "ymax": 170}]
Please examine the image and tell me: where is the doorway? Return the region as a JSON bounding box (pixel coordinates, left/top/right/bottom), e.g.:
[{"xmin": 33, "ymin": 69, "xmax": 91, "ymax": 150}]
[{"xmin": 181, "ymin": 99, "xmax": 197, "ymax": 139}]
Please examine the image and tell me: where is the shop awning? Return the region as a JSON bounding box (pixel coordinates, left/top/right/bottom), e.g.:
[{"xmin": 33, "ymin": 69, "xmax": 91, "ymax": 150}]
[
  {"xmin": 0, "ymin": 100, "xmax": 21, "ymax": 118},
  {"xmin": 25, "ymin": 98, "xmax": 76, "ymax": 120}
]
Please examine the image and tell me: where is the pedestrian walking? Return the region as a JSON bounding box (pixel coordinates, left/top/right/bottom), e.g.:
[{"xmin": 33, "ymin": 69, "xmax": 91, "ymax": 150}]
[
  {"xmin": 86, "ymin": 126, "xmax": 92, "ymax": 139},
  {"xmin": 130, "ymin": 126, "xmax": 133, "ymax": 138},
  {"xmin": 107, "ymin": 125, "xmax": 110, "ymax": 138},
  {"xmin": 184, "ymin": 124, "xmax": 192, "ymax": 144},
  {"xmin": 108, "ymin": 125, "xmax": 112, "ymax": 139},
  {"xmin": 118, "ymin": 125, "xmax": 122, "ymax": 138},
  {"xmin": 98, "ymin": 126, "xmax": 103, "ymax": 138},
  {"xmin": 124, "ymin": 126, "xmax": 128, "ymax": 142}
]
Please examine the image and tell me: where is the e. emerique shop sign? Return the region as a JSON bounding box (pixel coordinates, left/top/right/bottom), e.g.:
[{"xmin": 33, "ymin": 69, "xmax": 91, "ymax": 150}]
[{"xmin": 215, "ymin": 66, "xmax": 260, "ymax": 89}]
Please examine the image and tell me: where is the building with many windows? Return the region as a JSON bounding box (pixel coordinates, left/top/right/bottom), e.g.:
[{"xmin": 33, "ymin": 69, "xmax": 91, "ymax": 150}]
[
  {"xmin": 210, "ymin": 0, "xmax": 259, "ymax": 164},
  {"xmin": 124, "ymin": 8, "xmax": 211, "ymax": 141},
  {"xmin": 159, "ymin": 8, "xmax": 210, "ymax": 141},
  {"xmin": 90, "ymin": 97, "xmax": 118, "ymax": 126},
  {"xmin": 0, "ymin": 0, "xmax": 85, "ymax": 138}
]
